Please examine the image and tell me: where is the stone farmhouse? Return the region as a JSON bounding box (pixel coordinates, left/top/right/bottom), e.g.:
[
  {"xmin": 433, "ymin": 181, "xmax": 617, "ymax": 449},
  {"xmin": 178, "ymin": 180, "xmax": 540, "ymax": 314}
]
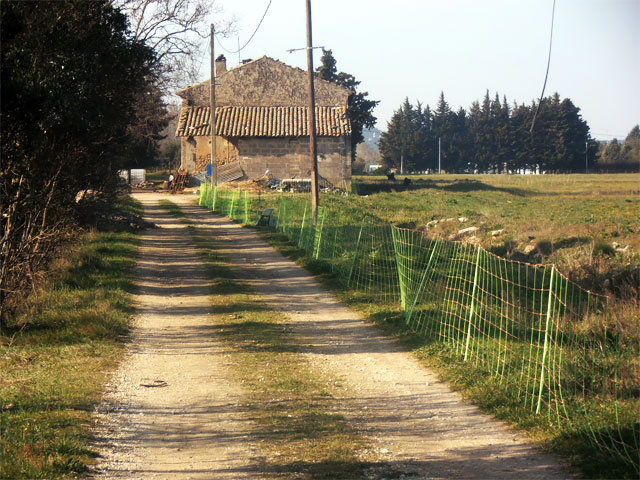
[{"xmin": 175, "ymin": 56, "xmax": 353, "ymax": 187}]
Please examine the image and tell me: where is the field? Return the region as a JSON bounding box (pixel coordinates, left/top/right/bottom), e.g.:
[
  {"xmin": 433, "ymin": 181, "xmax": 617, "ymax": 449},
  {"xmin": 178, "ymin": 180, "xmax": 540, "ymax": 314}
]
[
  {"xmin": 217, "ymin": 173, "xmax": 639, "ymax": 295},
  {"xmin": 349, "ymin": 174, "xmax": 639, "ymax": 288}
]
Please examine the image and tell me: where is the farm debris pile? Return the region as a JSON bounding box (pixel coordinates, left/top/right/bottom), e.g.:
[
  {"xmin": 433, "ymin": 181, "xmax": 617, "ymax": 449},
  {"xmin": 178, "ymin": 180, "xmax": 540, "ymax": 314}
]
[{"xmin": 133, "ymin": 180, "xmax": 154, "ymax": 190}]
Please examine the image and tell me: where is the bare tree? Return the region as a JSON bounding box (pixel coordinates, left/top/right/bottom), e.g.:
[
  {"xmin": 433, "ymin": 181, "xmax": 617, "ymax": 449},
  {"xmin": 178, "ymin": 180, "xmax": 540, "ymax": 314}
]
[{"xmin": 115, "ymin": 0, "xmax": 233, "ymax": 92}]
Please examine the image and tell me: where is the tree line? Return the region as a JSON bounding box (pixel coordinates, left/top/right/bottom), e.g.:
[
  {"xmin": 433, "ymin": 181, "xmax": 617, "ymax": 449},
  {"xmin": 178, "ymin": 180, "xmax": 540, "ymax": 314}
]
[
  {"xmin": 378, "ymin": 91, "xmax": 625, "ymax": 174},
  {"xmin": 598, "ymin": 125, "xmax": 640, "ymax": 172}
]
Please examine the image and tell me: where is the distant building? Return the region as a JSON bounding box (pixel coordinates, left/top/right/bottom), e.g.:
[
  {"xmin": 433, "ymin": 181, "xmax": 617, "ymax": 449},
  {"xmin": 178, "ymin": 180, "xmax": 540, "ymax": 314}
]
[{"xmin": 175, "ymin": 56, "xmax": 353, "ymax": 186}]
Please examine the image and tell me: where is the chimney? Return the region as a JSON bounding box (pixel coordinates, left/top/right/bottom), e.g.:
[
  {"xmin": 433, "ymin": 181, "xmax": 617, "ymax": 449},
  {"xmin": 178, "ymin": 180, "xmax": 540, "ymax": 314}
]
[{"xmin": 215, "ymin": 54, "xmax": 227, "ymax": 75}]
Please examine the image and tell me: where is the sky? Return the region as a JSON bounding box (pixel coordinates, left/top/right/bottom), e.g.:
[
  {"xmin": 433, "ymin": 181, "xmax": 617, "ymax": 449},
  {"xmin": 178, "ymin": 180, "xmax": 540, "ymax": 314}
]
[{"xmin": 198, "ymin": 0, "xmax": 639, "ymax": 142}]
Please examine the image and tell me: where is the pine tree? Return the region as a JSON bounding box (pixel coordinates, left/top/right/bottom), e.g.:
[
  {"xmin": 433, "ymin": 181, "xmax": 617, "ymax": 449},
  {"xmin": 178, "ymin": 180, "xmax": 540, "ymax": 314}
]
[
  {"xmin": 317, "ymin": 48, "xmax": 337, "ymax": 82},
  {"xmin": 315, "ymin": 49, "xmax": 379, "ymax": 160},
  {"xmin": 555, "ymin": 98, "xmax": 590, "ymax": 172},
  {"xmin": 432, "ymin": 92, "xmax": 456, "ymax": 171},
  {"xmin": 379, "ymin": 98, "xmax": 427, "ymax": 172}
]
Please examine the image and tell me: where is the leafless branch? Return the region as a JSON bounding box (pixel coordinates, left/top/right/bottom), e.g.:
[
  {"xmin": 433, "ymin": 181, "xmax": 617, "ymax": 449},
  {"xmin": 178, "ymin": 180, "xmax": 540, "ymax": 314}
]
[{"xmin": 113, "ymin": 0, "xmax": 233, "ymax": 93}]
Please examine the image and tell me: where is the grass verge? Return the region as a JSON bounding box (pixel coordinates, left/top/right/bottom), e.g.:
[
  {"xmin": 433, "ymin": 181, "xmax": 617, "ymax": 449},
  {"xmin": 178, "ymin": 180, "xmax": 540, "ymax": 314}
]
[
  {"xmin": 0, "ymin": 197, "xmax": 142, "ymax": 479},
  {"xmin": 160, "ymin": 200, "xmax": 379, "ymax": 479}
]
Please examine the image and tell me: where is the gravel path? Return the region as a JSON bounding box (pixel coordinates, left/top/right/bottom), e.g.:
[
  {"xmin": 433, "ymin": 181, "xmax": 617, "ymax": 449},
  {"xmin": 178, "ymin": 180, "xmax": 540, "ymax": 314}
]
[
  {"xmin": 91, "ymin": 198, "xmax": 264, "ymax": 479},
  {"xmin": 92, "ymin": 193, "xmax": 571, "ymax": 479}
]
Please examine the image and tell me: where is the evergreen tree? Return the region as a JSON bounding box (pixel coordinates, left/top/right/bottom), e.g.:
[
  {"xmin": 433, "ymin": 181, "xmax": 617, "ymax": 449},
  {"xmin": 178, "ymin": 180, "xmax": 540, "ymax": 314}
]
[
  {"xmin": 316, "ymin": 49, "xmax": 379, "ymax": 160},
  {"xmin": 417, "ymin": 104, "xmax": 437, "ymax": 171},
  {"xmin": 379, "ymin": 98, "xmax": 427, "ymax": 172},
  {"xmin": 432, "ymin": 92, "xmax": 456, "ymax": 171},
  {"xmin": 447, "ymin": 107, "xmax": 471, "ymax": 173},
  {"xmin": 317, "ymin": 48, "xmax": 338, "ymax": 82},
  {"xmin": 1, "ymin": 0, "xmax": 158, "ymax": 314},
  {"xmin": 510, "ymin": 102, "xmax": 536, "ymax": 172},
  {"xmin": 380, "ymin": 91, "xmax": 595, "ymax": 175},
  {"xmin": 492, "ymin": 93, "xmax": 512, "ymax": 172},
  {"xmin": 467, "ymin": 92, "xmax": 495, "ymax": 172},
  {"xmin": 528, "ymin": 96, "xmax": 558, "ymax": 172},
  {"xmin": 555, "ymin": 98, "xmax": 591, "ymax": 172}
]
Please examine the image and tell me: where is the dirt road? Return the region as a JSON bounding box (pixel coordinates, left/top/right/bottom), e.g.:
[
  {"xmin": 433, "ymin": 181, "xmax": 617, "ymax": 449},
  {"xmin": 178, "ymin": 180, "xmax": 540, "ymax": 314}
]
[
  {"xmin": 92, "ymin": 193, "xmax": 570, "ymax": 479},
  {"xmin": 91, "ymin": 198, "xmax": 264, "ymax": 479}
]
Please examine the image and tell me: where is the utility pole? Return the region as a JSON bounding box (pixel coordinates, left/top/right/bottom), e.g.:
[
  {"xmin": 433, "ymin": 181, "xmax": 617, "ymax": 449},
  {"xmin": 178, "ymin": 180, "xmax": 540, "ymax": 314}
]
[
  {"xmin": 305, "ymin": 0, "xmax": 319, "ymax": 222},
  {"xmin": 438, "ymin": 137, "xmax": 441, "ymax": 174},
  {"xmin": 400, "ymin": 155, "xmax": 403, "ymax": 175},
  {"xmin": 585, "ymin": 141, "xmax": 588, "ymax": 174},
  {"xmin": 210, "ymin": 24, "xmax": 217, "ymax": 186}
]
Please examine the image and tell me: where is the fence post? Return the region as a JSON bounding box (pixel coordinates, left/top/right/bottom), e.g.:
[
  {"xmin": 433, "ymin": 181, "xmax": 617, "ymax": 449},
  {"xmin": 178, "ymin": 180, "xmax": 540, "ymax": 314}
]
[
  {"xmin": 244, "ymin": 191, "xmax": 249, "ymax": 224},
  {"xmin": 391, "ymin": 225, "xmax": 407, "ymax": 310},
  {"xmin": 536, "ymin": 265, "xmax": 556, "ymax": 415},
  {"xmin": 406, "ymin": 237, "xmax": 440, "ymax": 325},
  {"xmin": 330, "ymin": 211, "xmax": 341, "ymax": 273},
  {"xmin": 347, "ymin": 218, "xmax": 366, "ymax": 287},
  {"xmin": 463, "ymin": 246, "xmax": 482, "ymax": 362},
  {"xmin": 198, "ymin": 182, "xmax": 206, "ymax": 206},
  {"xmin": 276, "ymin": 196, "xmax": 284, "ymax": 231},
  {"xmin": 298, "ymin": 202, "xmax": 308, "ymax": 248},
  {"xmin": 228, "ymin": 190, "xmax": 237, "ymax": 218},
  {"xmin": 314, "ymin": 207, "xmax": 326, "ymax": 260}
]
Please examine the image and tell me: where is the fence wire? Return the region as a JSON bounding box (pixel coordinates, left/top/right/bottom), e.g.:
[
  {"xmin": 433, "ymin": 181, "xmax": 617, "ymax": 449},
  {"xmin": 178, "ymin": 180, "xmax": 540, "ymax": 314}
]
[{"xmin": 199, "ymin": 183, "xmax": 639, "ymax": 474}]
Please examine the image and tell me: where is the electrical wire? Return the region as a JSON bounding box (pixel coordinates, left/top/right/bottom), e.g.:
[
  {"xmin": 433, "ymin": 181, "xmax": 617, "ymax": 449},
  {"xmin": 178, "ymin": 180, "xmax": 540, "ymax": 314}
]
[
  {"xmin": 592, "ymin": 132, "xmax": 627, "ymax": 139},
  {"xmin": 194, "ymin": 37, "xmax": 210, "ymax": 80},
  {"xmin": 216, "ymin": 0, "xmax": 273, "ymax": 55},
  {"xmin": 530, "ymin": 0, "xmax": 557, "ymax": 133}
]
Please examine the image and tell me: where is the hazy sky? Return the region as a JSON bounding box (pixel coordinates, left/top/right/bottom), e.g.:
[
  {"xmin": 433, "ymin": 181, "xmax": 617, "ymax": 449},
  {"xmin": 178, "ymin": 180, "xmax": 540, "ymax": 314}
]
[{"xmin": 200, "ymin": 0, "xmax": 639, "ymax": 141}]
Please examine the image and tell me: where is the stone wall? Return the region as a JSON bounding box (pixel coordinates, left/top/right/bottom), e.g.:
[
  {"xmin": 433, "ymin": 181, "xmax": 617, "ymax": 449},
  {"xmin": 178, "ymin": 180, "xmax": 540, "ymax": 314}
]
[
  {"xmin": 180, "ymin": 136, "xmax": 239, "ymax": 173},
  {"xmin": 182, "ymin": 135, "xmax": 351, "ymax": 185},
  {"xmin": 238, "ymin": 136, "xmax": 351, "ymax": 186}
]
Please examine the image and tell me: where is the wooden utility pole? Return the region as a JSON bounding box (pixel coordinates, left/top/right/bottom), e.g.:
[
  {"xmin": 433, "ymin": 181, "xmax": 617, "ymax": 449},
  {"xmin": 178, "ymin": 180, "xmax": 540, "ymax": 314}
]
[
  {"xmin": 210, "ymin": 24, "xmax": 217, "ymax": 186},
  {"xmin": 305, "ymin": 0, "xmax": 319, "ymax": 222}
]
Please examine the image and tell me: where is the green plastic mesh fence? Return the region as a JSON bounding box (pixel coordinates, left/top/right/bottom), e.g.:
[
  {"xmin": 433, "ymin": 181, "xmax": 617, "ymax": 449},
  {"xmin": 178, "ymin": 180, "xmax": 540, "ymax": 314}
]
[{"xmin": 197, "ymin": 186, "xmax": 639, "ymax": 473}]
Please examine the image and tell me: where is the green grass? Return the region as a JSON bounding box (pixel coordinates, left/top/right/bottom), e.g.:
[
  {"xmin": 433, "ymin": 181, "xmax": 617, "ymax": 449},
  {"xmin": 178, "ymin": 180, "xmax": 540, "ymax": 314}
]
[
  {"xmin": 350, "ymin": 174, "xmax": 640, "ymax": 288},
  {"xmin": 0, "ymin": 199, "xmax": 141, "ymax": 479},
  {"xmin": 211, "ymin": 173, "xmax": 639, "ymax": 294},
  {"xmin": 161, "ymin": 200, "xmax": 381, "ymax": 479}
]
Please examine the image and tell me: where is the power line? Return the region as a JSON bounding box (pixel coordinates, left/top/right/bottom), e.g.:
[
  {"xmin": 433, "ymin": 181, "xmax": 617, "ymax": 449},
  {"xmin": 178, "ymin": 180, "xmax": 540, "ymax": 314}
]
[
  {"xmin": 216, "ymin": 0, "xmax": 272, "ymax": 55},
  {"xmin": 194, "ymin": 36, "xmax": 210, "ymax": 80},
  {"xmin": 530, "ymin": 0, "xmax": 557, "ymax": 133},
  {"xmin": 592, "ymin": 132, "xmax": 628, "ymax": 138}
]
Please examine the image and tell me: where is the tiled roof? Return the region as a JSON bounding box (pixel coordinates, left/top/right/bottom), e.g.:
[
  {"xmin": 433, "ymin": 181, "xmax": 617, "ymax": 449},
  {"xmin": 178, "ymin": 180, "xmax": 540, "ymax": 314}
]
[{"xmin": 176, "ymin": 105, "xmax": 351, "ymax": 138}]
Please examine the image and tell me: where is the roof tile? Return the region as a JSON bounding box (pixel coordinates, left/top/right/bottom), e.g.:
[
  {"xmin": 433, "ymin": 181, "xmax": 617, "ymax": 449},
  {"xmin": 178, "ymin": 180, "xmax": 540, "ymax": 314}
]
[{"xmin": 176, "ymin": 105, "xmax": 351, "ymax": 138}]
